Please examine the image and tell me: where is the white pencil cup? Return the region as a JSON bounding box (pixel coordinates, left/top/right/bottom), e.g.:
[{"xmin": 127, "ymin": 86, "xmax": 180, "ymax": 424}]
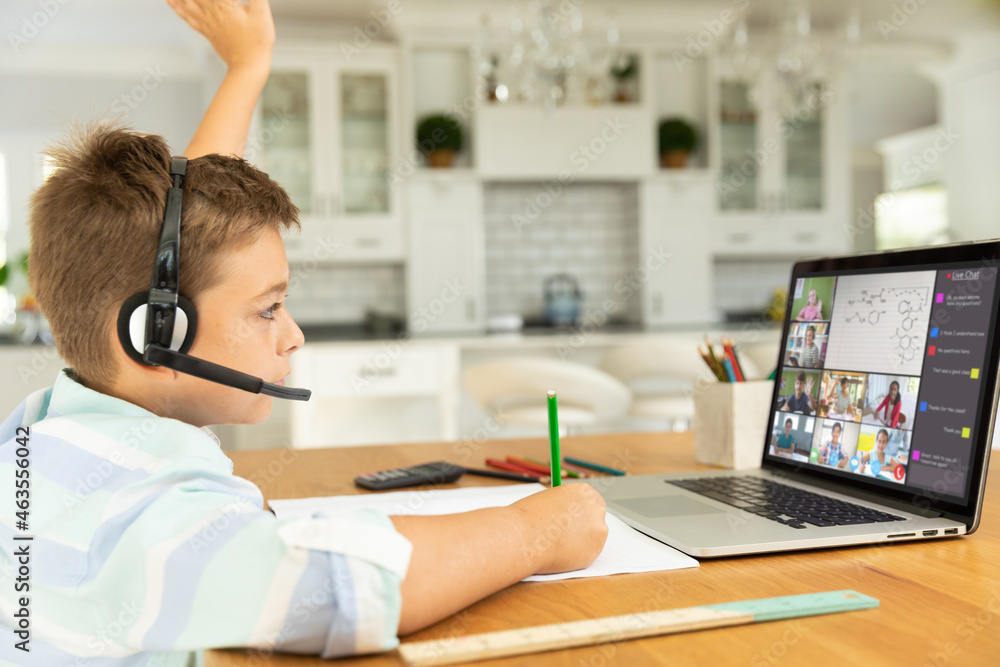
[{"xmin": 694, "ymin": 380, "xmax": 775, "ymax": 470}]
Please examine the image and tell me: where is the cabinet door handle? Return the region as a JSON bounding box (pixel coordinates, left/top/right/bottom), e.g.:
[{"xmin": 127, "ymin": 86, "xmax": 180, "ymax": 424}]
[
  {"xmin": 357, "ymin": 364, "xmax": 397, "ymax": 377},
  {"xmin": 466, "ymin": 298, "xmax": 476, "ymax": 322},
  {"xmin": 727, "ymin": 232, "xmax": 752, "ymax": 245},
  {"xmin": 793, "ymin": 232, "xmax": 819, "ymax": 244},
  {"xmin": 355, "ymin": 238, "xmax": 381, "ymax": 248}
]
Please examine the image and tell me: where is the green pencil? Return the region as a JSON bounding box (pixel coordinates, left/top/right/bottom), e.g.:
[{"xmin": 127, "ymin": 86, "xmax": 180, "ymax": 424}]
[{"xmin": 547, "ymin": 390, "xmax": 561, "ymax": 487}]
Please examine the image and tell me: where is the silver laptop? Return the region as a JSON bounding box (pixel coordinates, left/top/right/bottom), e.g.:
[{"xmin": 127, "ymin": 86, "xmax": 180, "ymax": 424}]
[{"xmin": 586, "ymin": 240, "xmax": 999, "ymax": 557}]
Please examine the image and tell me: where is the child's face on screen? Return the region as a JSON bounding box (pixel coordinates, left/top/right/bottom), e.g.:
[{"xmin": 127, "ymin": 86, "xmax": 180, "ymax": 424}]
[
  {"xmin": 807, "ymin": 289, "xmax": 817, "ymax": 306},
  {"xmin": 177, "ymin": 228, "xmax": 304, "ymax": 426}
]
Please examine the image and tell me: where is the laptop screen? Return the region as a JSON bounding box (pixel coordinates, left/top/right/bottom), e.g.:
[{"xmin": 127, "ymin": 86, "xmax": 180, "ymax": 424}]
[{"xmin": 762, "ymin": 244, "xmax": 1000, "ymax": 518}]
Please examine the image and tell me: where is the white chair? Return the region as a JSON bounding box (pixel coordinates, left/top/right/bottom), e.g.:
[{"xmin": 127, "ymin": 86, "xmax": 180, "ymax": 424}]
[
  {"xmin": 599, "ymin": 340, "xmax": 708, "ymax": 430},
  {"xmin": 462, "ymin": 356, "xmax": 631, "ymax": 433}
]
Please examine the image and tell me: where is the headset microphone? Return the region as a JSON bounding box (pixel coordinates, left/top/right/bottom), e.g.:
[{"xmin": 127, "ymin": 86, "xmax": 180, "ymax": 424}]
[{"xmin": 117, "ymin": 156, "xmax": 311, "ymax": 401}]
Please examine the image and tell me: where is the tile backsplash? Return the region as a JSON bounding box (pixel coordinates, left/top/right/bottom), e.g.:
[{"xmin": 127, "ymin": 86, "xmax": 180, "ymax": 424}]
[
  {"xmin": 286, "ymin": 263, "xmax": 405, "ymax": 324},
  {"xmin": 483, "ymin": 182, "xmax": 642, "ymax": 323},
  {"xmin": 713, "ymin": 258, "xmax": 795, "ymax": 316}
]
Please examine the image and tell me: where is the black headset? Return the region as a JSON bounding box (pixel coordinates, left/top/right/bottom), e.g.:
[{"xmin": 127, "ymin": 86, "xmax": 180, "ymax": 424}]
[{"xmin": 116, "ymin": 156, "xmax": 311, "ymax": 401}]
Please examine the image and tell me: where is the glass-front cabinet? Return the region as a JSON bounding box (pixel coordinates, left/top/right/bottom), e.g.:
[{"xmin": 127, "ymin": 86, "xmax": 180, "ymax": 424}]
[
  {"xmin": 710, "ymin": 61, "xmax": 850, "ymax": 258},
  {"xmin": 252, "ymin": 46, "xmax": 402, "ymax": 263},
  {"xmin": 716, "ymin": 78, "xmax": 825, "ymax": 213}
]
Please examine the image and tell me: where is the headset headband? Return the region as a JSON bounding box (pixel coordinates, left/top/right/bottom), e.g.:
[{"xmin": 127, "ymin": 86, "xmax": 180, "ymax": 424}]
[{"xmin": 145, "ymin": 156, "xmax": 187, "ymax": 351}]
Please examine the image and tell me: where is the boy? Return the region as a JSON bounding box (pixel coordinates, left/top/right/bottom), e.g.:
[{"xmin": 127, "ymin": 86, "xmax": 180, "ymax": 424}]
[{"xmin": 0, "ymin": 1, "xmax": 608, "ymax": 665}]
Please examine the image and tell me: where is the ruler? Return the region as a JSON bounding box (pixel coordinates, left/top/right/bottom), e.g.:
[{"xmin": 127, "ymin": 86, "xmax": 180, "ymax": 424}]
[{"xmin": 398, "ymin": 590, "xmax": 878, "ymax": 667}]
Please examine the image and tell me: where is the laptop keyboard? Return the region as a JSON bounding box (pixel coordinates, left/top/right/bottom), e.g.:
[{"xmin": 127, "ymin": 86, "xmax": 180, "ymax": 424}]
[{"xmin": 669, "ymin": 476, "xmax": 906, "ymax": 530}]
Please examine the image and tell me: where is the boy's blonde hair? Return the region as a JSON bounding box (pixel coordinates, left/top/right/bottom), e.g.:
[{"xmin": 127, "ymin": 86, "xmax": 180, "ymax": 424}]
[{"xmin": 28, "ymin": 124, "xmax": 299, "ymax": 392}]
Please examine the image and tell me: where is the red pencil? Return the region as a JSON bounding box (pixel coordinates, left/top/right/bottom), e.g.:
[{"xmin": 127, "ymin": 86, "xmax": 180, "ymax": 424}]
[
  {"xmin": 723, "ymin": 338, "xmax": 745, "ymax": 382},
  {"xmin": 504, "ymin": 456, "xmax": 553, "ymax": 476},
  {"xmin": 486, "ymin": 458, "xmax": 539, "ymax": 476}
]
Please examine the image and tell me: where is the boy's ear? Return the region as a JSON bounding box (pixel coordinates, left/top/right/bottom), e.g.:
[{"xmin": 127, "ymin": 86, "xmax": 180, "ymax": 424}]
[{"xmin": 116, "ymin": 291, "xmax": 198, "ymax": 364}]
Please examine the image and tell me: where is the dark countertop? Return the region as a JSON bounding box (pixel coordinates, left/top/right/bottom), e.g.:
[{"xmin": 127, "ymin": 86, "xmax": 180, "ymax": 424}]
[
  {"xmin": 1, "ymin": 321, "xmax": 781, "ymax": 348},
  {"xmin": 298, "ymin": 320, "xmax": 781, "ymax": 344}
]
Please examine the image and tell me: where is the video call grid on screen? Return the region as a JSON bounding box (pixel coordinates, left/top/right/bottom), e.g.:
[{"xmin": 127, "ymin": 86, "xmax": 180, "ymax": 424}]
[{"xmin": 765, "ymin": 262, "xmax": 999, "ymax": 507}]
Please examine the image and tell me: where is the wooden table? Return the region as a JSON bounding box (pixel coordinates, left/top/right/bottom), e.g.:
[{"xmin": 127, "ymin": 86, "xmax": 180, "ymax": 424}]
[{"xmin": 206, "ymin": 433, "xmax": 1000, "ymax": 667}]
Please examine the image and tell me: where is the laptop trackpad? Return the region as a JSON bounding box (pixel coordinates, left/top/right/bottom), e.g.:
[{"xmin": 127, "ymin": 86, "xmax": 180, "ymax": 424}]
[{"xmin": 617, "ymin": 496, "xmax": 727, "ymax": 518}]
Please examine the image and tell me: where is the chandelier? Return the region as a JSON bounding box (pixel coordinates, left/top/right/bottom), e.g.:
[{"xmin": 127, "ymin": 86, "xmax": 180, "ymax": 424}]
[
  {"xmin": 473, "ymin": 1, "xmax": 629, "ymax": 108},
  {"xmin": 720, "ymin": 2, "xmax": 861, "ymax": 119}
]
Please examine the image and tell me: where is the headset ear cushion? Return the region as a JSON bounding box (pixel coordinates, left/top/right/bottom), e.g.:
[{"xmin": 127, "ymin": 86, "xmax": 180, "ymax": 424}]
[{"xmin": 117, "ymin": 291, "xmax": 199, "ymax": 365}]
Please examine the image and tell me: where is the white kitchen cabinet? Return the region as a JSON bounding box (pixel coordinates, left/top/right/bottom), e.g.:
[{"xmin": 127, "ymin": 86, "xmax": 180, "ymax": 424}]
[
  {"xmin": 289, "ymin": 341, "xmax": 460, "ymax": 447},
  {"xmin": 640, "ymin": 174, "xmax": 714, "ymax": 325},
  {"xmin": 708, "ymin": 62, "xmax": 851, "ymax": 258},
  {"xmin": 406, "ymin": 173, "xmax": 485, "ymax": 333},
  {"xmin": 252, "ymin": 44, "xmax": 403, "ymax": 263},
  {"xmin": 475, "ymin": 106, "xmax": 655, "ymax": 180}
]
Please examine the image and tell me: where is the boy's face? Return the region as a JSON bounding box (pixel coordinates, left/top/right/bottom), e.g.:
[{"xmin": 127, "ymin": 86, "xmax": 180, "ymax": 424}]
[{"xmin": 174, "ymin": 228, "xmax": 303, "ymax": 426}]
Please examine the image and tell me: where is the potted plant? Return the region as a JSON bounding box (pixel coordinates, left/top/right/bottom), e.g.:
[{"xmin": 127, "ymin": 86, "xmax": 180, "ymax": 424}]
[
  {"xmin": 658, "ymin": 117, "xmax": 698, "ymax": 168},
  {"xmin": 416, "ymin": 114, "xmax": 464, "ymax": 168},
  {"xmin": 610, "ymin": 54, "xmax": 638, "ymax": 103}
]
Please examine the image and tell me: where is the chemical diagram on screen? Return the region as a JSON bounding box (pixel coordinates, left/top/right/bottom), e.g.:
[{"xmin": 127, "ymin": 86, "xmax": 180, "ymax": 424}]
[{"xmin": 841, "ymin": 287, "xmax": 931, "ymax": 365}]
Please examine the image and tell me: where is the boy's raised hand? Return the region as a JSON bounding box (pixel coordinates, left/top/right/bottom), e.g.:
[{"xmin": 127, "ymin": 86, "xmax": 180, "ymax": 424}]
[
  {"xmin": 168, "ymin": 0, "xmax": 274, "ymax": 74},
  {"xmin": 170, "ymin": 0, "xmax": 276, "ymax": 158}
]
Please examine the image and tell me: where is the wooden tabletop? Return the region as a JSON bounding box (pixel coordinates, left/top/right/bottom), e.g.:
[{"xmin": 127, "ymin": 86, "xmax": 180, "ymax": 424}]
[{"xmin": 206, "ymin": 433, "xmax": 1000, "ymax": 667}]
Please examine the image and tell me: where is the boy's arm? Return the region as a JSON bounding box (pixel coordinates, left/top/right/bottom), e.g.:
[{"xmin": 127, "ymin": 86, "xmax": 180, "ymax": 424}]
[
  {"xmin": 390, "ymin": 483, "xmax": 609, "ymax": 635},
  {"xmin": 168, "ymin": 0, "xmax": 275, "ymax": 158}
]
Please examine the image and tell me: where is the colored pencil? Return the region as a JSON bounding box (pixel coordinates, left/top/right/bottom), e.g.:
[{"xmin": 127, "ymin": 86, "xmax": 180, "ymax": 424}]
[
  {"xmin": 722, "ymin": 338, "xmax": 745, "ymax": 382},
  {"xmin": 721, "ymin": 357, "xmax": 738, "ymax": 383},
  {"xmin": 547, "ymin": 390, "xmax": 561, "ymax": 487},
  {"xmin": 486, "ymin": 458, "xmax": 540, "ymax": 476},
  {"xmin": 524, "ymin": 455, "xmax": 586, "ymax": 478},
  {"xmin": 564, "ymin": 456, "xmax": 627, "ymax": 476},
  {"xmin": 698, "ymin": 345, "xmax": 727, "ymax": 382},
  {"xmin": 725, "ymin": 337, "xmax": 747, "ymax": 381},
  {"xmin": 506, "ymin": 456, "xmax": 561, "ymax": 477},
  {"xmin": 559, "ymin": 459, "xmax": 596, "ymax": 477},
  {"xmin": 703, "ymin": 335, "xmax": 722, "ymax": 372},
  {"xmin": 462, "ymin": 467, "xmax": 543, "ymax": 484}
]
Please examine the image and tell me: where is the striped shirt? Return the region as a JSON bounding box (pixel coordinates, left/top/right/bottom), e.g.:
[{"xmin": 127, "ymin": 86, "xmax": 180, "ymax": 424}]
[
  {"xmin": 0, "ymin": 371, "xmax": 410, "ymax": 666},
  {"xmin": 799, "ymin": 343, "xmax": 820, "ymax": 369}
]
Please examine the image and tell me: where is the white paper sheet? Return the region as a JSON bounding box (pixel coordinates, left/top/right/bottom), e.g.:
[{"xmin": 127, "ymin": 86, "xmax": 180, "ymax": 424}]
[{"xmin": 269, "ymin": 484, "xmax": 698, "ymax": 581}]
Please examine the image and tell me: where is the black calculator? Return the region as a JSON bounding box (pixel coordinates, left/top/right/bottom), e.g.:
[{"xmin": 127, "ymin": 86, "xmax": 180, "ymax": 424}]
[{"xmin": 354, "ymin": 461, "xmax": 464, "ymax": 491}]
